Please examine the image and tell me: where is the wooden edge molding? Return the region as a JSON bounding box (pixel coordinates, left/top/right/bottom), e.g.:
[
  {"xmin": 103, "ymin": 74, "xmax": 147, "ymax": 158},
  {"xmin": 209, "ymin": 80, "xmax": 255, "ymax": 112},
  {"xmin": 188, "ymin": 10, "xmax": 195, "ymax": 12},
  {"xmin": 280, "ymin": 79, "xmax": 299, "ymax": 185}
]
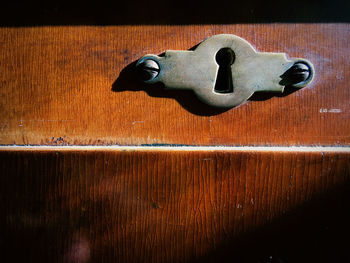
[{"xmin": 1, "ymin": 145, "xmax": 350, "ymax": 152}]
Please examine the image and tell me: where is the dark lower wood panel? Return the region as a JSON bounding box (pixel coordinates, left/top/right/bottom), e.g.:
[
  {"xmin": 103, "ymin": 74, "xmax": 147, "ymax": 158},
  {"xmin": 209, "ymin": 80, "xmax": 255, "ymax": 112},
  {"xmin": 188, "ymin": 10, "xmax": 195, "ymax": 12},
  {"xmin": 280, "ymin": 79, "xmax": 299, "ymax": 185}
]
[
  {"xmin": 1, "ymin": 149, "xmax": 349, "ymax": 262},
  {"xmin": 0, "ymin": 24, "xmax": 349, "ymax": 146}
]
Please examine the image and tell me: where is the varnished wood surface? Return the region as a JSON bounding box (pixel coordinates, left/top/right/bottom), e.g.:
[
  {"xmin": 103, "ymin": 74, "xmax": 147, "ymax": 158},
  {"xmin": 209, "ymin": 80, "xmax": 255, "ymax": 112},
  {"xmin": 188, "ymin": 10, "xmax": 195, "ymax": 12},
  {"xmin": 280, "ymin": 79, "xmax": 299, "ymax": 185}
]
[
  {"xmin": 0, "ymin": 24, "xmax": 349, "ymax": 146},
  {"xmin": 1, "ymin": 149, "xmax": 349, "ymax": 262}
]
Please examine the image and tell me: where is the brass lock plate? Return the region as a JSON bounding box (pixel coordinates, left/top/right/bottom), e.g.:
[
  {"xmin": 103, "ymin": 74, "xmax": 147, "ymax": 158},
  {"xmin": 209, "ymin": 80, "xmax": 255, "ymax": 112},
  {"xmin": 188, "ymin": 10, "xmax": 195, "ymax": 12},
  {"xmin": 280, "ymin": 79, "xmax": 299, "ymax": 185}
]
[{"xmin": 136, "ymin": 34, "xmax": 314, "ymax": 108}]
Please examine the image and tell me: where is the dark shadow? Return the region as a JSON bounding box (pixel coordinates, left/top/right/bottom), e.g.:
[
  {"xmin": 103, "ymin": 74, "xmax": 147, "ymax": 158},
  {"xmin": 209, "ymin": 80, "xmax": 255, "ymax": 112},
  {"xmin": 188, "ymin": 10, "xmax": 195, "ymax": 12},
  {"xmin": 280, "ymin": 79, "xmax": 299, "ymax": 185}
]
[
  {"xmin": 1, "ymin": 0, "xmax": 350, "ymax": 26},
  {"xmin": 249, "ymin": 86, "xmax": 301, "ymax": 102},
  {"xmin": 193, "ymin": 181, "xmax": 350, "ymax": 263},
  {"xmin": 112, "ymin": 60, "xmax": 230, "ymax": 116},
  {"xmin": 113, "ymin": 58, "xmax": 303, "ymax": 113}
]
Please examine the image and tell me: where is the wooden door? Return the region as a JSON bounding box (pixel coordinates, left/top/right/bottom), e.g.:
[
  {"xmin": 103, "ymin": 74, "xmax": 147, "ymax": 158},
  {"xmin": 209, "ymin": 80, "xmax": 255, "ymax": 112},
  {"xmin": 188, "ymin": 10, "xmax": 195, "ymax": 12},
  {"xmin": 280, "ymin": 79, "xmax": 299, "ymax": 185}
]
[{"xmin": 1, "ymin": 2, "xmax": 350, "ymax": 262}]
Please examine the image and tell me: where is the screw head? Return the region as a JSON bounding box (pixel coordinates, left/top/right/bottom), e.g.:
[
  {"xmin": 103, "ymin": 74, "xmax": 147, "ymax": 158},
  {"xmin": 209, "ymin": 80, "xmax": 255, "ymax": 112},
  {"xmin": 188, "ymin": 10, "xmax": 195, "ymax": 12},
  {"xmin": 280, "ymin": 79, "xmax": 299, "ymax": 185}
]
[
  {"xmin": 281, "ymin": 62, "xmax": 311, "ymax": 86},
  {"xmin": 136, "ymin": 59, "xmax": 160, "ymax": 82},
  {"xmin": 289, "ymin": 62, "xmax": 310, "ymax": 83}
]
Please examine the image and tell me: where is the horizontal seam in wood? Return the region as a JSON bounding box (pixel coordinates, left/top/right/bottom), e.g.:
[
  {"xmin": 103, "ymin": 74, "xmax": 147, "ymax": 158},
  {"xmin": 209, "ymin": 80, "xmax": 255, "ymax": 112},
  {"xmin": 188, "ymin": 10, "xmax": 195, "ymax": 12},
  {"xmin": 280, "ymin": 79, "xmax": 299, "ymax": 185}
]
[{"xmin": 0, "ymin": 145, "xmax": 350, "ymax": 152}]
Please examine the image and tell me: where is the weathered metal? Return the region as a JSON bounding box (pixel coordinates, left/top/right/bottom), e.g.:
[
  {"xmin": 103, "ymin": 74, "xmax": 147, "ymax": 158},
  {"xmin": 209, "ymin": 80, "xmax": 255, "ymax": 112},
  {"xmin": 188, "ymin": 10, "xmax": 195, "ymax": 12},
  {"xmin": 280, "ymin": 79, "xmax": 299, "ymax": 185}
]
[{"xmin": 136, "ymin": 34, "xmax": 314, "ymax": 108}]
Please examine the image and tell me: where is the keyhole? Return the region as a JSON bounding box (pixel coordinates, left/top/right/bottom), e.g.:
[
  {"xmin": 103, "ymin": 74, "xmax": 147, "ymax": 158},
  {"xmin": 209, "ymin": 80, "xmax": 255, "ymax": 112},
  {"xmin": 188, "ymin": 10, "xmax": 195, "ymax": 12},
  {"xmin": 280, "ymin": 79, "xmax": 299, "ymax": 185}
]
[{"xmin": 214, "ymin": 48, "xmax": 235, "ymax": 93}]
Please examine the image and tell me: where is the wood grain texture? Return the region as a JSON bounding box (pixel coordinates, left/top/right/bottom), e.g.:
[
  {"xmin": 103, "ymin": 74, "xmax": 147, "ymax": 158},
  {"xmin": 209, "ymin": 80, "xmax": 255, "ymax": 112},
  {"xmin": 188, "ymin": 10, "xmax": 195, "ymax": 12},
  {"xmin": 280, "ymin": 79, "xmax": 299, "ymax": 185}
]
[
  {"xmin": 0, "ymin": 24, "xmax": 349, "ymax": 146},
  {"xmin": 1, "ymin": 149, "xmax": 349, "ymax": 262}
]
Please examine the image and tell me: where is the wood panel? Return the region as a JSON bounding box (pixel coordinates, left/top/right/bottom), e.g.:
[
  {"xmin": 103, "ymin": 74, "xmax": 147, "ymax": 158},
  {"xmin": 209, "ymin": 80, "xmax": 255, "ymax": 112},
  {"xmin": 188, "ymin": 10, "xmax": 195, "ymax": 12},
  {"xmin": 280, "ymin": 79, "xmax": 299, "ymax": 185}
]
[
  {"xmin": 0, "ymin": 24, "xmax": 349, "ymax": 146},
  {"xmin": 1, "ymin": 148, "xmax": 349, "ymax": 262}
]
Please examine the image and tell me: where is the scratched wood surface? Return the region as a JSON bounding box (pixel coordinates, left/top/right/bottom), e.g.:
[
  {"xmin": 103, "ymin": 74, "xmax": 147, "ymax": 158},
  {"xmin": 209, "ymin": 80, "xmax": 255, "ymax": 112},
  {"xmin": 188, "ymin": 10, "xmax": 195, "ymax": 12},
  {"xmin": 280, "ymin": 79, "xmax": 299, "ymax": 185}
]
[
  {"xmin": 0, "ymin": 24, "xmax": 349, "ymax": 146},
  {"xmin": 0, "ymin": 149, "xmax": 349, "ymax": 262}
]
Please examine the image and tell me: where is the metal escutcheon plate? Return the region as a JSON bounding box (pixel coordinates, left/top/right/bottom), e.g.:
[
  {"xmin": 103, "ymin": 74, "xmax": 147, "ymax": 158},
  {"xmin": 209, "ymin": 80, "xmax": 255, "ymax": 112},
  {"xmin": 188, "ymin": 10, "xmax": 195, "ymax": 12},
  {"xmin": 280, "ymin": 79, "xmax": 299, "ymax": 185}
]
[{"xmin": 136, "ymin": 34, "xmax": 314, "ymax": 108}]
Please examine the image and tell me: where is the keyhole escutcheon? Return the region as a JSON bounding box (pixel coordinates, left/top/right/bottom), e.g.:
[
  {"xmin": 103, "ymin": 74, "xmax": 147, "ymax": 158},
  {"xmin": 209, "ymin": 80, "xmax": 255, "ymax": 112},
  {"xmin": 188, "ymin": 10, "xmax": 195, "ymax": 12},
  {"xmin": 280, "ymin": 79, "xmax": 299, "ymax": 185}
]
[{"xmin": 214, "ymin": 48, "xmax": 235, "ymax": 93}]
